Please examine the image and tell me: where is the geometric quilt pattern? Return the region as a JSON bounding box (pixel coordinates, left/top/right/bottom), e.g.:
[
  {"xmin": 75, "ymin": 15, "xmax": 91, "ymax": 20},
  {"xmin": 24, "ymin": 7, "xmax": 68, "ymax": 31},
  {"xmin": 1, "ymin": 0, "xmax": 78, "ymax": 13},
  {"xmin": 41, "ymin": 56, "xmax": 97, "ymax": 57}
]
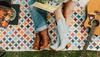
[{"xmin": 1, "ymin": 0, "xmax": 100, "ymax": 51}]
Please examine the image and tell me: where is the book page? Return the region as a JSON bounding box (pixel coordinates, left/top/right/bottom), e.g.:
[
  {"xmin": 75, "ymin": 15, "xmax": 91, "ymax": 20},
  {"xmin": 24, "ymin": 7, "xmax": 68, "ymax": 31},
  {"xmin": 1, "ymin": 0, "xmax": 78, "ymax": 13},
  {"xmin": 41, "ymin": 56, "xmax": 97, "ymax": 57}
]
[{"xmin": 33, "ymin": 0, "xmax": 64, "ymax": 12}]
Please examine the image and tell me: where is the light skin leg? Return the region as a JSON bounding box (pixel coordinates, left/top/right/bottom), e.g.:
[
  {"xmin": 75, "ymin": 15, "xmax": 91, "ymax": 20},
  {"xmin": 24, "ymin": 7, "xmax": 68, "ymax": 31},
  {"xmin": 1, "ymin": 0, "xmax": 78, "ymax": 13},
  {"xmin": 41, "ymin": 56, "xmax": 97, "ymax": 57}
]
[
  {"xmin": 54, "ymin": 0, "xmax": 77, "ymax": 51},
  {"xmin": 55, "ymin": 0, "xmax": 77, "ymax": 25},
  {"xmin": 63, "ymin": 0, "xmax": 77, "ymax": 25},
  {"xmin": 54, "ymin": 3, "xmax": 64, "ymax": 22}
]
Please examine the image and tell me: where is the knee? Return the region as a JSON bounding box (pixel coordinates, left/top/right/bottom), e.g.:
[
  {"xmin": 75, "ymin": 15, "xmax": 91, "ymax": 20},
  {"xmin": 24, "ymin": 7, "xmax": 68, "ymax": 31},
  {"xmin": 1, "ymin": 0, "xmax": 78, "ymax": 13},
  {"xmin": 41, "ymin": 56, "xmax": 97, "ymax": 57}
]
[{"xmin": 63, "ymin": 9, "xmax": 72, "ymax": 18}]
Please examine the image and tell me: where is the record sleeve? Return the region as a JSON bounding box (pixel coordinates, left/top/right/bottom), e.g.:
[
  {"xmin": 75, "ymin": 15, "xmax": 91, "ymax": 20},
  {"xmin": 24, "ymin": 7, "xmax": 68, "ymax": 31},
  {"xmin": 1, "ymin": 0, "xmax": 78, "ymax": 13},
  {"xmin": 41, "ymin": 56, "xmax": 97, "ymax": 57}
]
[{"xmin": 9, "ymin": 4, "xmax": 20, "ymax": 25}]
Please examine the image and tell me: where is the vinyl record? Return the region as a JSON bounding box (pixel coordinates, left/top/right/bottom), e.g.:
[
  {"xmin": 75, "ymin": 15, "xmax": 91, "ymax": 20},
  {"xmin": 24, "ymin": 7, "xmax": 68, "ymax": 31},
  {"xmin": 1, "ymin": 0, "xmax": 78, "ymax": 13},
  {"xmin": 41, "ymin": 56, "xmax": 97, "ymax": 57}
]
[
  {"xmin": 9, "ymin": 4, "xmax": 20, "ymax": 25},
  {"xmin": 10, "ymin": 7, "xmax": 16, "ymax": 21}
]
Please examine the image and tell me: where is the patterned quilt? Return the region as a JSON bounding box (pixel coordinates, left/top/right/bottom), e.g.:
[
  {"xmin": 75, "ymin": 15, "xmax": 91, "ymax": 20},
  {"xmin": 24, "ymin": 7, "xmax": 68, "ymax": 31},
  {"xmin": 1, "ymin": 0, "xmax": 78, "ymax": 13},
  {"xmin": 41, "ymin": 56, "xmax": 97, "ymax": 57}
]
[{"xmin": 0, "ymin": 0, "xmax": 100, "ymax": 51}]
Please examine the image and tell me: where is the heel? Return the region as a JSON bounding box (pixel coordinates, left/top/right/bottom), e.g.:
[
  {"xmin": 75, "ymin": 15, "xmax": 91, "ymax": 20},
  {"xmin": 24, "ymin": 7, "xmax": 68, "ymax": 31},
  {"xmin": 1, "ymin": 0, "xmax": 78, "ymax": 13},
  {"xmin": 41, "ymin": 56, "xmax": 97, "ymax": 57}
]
[
  {"xmin": 55, "ymin": 43, "xmax": 71, "ymax": 51},
  {"xmin": 50, "ymin": 32, "xmax": 60, "ymax": 51}
]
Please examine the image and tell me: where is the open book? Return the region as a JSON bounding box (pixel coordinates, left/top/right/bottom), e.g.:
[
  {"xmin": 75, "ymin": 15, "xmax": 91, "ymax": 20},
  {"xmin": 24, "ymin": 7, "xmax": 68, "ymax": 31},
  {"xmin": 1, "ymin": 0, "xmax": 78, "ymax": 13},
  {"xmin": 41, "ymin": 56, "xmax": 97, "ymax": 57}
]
[{"xmin": 32, "ymin": 0, "xmax": 64, "ymax": 12}]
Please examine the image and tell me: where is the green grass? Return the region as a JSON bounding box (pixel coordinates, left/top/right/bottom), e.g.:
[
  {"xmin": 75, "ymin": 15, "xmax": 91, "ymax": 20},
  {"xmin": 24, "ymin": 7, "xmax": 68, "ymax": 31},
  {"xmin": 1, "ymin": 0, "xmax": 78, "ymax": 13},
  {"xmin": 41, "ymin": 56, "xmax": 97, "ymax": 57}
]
[{"xmin": 1, "ymin": 50, "xmax": 100, "ymax": 57}]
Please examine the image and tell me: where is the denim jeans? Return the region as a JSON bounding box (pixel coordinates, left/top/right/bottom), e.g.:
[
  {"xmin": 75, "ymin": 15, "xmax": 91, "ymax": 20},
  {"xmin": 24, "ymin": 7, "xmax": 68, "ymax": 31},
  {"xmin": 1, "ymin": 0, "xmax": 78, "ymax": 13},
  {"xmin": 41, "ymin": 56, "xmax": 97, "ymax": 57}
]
[{"xmin": 27, "ymin": 0, "xmax": 48, "ymax": 33}]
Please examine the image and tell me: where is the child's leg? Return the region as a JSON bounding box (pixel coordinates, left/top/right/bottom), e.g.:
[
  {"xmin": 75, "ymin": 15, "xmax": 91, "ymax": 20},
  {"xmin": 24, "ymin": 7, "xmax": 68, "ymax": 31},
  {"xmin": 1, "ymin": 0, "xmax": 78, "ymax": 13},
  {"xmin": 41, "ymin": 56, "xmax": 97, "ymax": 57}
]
[{"xmin": 63, "ymin": 0, "xmax": 77, "ymax": 25}]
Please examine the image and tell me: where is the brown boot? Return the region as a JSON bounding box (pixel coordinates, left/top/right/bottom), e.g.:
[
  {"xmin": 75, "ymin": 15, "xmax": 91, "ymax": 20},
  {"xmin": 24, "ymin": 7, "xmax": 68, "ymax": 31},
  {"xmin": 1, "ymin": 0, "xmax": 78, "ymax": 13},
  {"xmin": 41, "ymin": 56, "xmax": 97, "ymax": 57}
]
[
  {"xmin": 33, "ymin": 33, "xmax": 41, "ymax": 50},
  {"xmin": 39, "ymin": 29, "xmax": 51, "ymax": 50}
]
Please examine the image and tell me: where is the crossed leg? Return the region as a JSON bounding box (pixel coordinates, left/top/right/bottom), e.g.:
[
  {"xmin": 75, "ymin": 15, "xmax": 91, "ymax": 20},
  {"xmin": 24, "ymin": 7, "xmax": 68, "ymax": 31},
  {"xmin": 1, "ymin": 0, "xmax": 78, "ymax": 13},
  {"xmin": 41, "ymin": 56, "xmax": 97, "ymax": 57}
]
[{"xmin": 52, "ymin": 0, "xmax": 77, "ymax": 51}]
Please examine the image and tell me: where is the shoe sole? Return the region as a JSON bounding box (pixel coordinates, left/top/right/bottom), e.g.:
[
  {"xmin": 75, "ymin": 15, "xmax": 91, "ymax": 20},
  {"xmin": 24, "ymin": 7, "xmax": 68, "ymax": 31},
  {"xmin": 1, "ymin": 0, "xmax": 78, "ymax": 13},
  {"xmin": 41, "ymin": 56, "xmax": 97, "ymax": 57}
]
[
  {"xmin": 56, "ymin": 48, "xmax": 66, "ymax": 52},
  {"xmin": 55, "ymin": 43, "xmax": 72, "ymax": 51},
  {"xmin": 50, "ymin": 46, "xmax": 57, "ymax": 51}
]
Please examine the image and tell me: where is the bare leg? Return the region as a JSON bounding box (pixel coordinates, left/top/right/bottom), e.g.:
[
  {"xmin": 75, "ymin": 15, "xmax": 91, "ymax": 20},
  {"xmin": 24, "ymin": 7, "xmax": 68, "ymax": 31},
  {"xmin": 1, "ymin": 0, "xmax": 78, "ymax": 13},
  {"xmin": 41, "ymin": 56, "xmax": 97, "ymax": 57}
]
[
  {"xmin": 54, "ymin": 4, "xmax": 64, "ymax": 22},
  {"xmin": 63, "ymin": 1, "xmax": 77, "ymax": 25},
  {"xmin": 54, "ymin": 0, "xmax": 77, "ymax": 51}
]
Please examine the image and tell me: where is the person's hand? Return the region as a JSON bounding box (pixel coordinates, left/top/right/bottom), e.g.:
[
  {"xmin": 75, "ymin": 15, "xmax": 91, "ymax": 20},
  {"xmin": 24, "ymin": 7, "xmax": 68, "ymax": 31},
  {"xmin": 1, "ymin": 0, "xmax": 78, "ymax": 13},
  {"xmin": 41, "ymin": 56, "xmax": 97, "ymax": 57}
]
[{"xmin": 63, "ymin": 0, "xmax": 69, "ymax": 3}]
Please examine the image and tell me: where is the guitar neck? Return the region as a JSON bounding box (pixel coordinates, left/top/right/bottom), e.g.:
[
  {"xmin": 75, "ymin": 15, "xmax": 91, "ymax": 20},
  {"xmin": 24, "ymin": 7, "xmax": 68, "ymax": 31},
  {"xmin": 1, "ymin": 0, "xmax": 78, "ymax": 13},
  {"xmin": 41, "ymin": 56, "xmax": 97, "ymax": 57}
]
[{"xmin": 80, "ymin": 26, "xmax": 96, "ymax": 57}]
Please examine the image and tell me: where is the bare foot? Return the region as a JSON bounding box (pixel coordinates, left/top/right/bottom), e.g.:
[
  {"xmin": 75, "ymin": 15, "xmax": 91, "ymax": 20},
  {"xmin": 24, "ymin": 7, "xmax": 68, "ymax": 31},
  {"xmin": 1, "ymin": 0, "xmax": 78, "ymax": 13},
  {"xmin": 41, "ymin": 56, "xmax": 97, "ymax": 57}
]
[{"xmin": 54, "ymin": 4, "xmax": 64, "ymax": 22}]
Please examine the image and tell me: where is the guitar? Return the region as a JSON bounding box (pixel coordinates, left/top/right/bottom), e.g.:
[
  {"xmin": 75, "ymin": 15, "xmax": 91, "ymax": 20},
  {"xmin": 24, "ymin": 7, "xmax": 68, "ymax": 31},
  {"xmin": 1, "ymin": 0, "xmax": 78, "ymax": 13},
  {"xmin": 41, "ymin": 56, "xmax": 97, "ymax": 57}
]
[
  {"xmin": 80, "ymin": 0, "xmax": 100, "ymax": 57},
  {"xmin": 84, "ymin": 0, "xmax": 100, "ymax": 35}
]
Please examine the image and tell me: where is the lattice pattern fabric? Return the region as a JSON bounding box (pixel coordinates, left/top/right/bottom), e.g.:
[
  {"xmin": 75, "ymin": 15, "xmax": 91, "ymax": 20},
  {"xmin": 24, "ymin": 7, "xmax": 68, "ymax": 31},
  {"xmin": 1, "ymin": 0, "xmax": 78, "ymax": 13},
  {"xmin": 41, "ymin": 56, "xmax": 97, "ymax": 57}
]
[{"xmin": 0, "ymin": 0, "xmax": 100, "ymax": 51}]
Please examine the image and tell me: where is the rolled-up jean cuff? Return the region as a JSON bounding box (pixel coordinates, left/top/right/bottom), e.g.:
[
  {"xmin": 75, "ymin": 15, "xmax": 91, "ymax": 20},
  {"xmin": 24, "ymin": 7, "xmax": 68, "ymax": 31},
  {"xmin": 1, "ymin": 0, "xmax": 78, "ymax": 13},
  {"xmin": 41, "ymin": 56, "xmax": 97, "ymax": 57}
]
[{"xmin": 35, "ymin": 25, "xmax": 48, "ymax": 33}]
